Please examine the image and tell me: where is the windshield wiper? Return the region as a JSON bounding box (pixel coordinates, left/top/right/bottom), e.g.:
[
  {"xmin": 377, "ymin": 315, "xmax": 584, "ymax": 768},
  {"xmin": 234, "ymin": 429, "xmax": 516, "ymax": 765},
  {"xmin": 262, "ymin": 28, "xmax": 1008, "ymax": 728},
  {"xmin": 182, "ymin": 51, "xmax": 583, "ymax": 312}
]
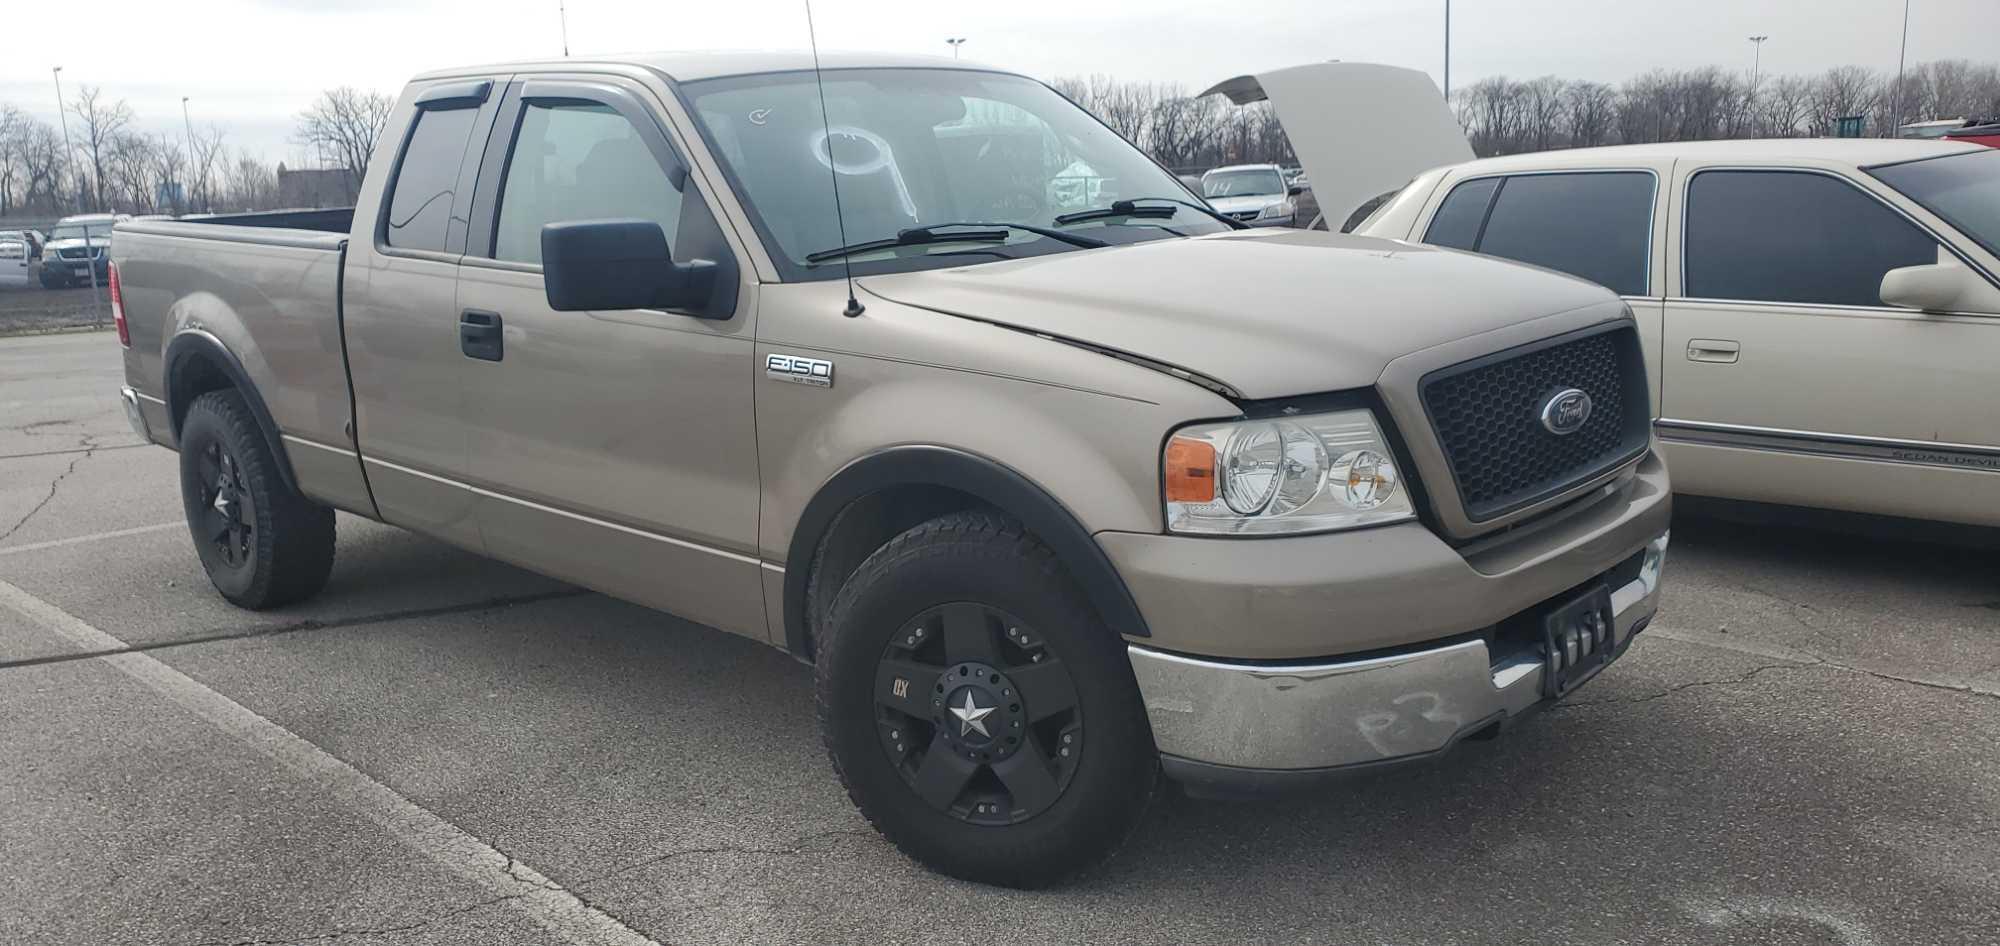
[
  {"xmin": 1054, "ymin": 197, "xmax": 1248, "ymax": 230},
  {"xmin": 805, "ymin": 222, "xmax": 1105, "ymax": 264}
]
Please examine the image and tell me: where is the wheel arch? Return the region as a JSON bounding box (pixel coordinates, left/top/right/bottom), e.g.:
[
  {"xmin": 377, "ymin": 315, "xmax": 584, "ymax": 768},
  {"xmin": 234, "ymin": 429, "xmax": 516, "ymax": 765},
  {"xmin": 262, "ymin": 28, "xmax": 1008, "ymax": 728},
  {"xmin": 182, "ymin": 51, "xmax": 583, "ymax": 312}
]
[
  {"xmin": 163, "ymin": 330, "xmax": 301, "ymax": 495},
  {"xmin": 783, "ymin": 446, "xmax": 1152, "ymax": 663}
]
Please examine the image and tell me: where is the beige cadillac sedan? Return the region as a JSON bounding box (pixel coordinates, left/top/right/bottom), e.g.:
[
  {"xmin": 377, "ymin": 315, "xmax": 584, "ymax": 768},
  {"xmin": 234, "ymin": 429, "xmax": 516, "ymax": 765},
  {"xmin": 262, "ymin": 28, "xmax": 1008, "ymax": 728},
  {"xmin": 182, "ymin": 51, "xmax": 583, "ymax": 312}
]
[{"xmin": 1355, "ymin": 140, "xmax": 2000, "ymax": 528}]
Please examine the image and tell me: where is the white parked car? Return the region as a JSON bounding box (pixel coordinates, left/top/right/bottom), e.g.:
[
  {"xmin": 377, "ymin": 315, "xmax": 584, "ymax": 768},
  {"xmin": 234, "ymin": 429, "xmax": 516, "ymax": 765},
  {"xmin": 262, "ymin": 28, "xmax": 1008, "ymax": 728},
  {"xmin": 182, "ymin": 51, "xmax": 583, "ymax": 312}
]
[
  {"xmin": 0, "ymin": 231, "xmax": 33, "ymax": 288},
  {"xmin": 1199, "ymin": 164, "xmax": 1300, "ymax": 226},
  {"xmin": 1353, "ymin": 140, "xmax": 2000, "ymax": 528}
]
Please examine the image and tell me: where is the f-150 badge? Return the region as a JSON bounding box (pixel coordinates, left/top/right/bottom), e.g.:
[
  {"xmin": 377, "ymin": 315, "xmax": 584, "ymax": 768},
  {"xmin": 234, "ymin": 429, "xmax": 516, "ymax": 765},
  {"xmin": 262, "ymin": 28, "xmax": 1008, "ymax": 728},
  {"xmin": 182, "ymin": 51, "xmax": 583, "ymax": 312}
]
[{"xmin": 766, "ymin": 353, "xmax": 834, "ymax": 388}]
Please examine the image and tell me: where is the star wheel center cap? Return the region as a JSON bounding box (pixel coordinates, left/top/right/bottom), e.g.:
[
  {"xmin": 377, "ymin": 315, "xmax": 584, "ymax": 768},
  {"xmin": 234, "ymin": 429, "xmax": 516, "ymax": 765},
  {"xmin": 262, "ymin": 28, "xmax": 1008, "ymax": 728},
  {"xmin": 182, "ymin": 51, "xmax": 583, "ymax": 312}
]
[
  {"xmin": 933, "ymin": 663, "xmax": 1024, "ymax": 758},
  {"xmin": 948, "ymin": 688, "xmax": 995, "ymax": 739}
]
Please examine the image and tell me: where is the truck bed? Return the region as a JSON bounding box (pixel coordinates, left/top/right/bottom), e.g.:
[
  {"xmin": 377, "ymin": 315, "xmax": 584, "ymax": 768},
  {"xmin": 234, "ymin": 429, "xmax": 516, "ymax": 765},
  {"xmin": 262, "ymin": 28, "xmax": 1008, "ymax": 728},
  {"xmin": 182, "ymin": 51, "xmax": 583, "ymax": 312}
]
[
  {"xmin": 114, "ymin": 216, "xmax": 356, "ymax": 510},
  {"xmin": 180, "ymin": 207, "xmax": 355, "ymax": 234}
]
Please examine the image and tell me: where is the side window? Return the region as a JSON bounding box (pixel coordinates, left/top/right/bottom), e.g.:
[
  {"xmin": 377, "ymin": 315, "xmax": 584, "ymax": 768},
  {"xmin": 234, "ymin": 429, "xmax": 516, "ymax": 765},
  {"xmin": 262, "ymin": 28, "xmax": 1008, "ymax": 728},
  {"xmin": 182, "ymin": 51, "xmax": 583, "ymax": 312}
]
[
  {"xmin": 1476, "ymin": 172, "xmax": 1654, "ymax": 296},
  {"xmin": 1684, "ymin": 170, "xmax": 1938, "ymax": 307},
  {"xmin": 1423, "ymin": 177, "xmax": 1499, "ymax": 250},
  {"xmin": 493, "ymin": 102, "xmax": 684, "ymax": 265},
  {"xmin": 384, "ymin": 106, "xmax": 479, "ymax": 252}
]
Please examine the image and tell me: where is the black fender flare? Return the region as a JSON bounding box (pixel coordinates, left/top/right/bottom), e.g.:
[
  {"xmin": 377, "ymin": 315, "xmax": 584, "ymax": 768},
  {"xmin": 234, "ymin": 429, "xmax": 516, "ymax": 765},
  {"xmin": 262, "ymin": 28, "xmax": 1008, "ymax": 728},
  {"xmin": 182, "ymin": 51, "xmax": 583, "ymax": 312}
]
[
  {"xmin": 782, "ymin": 446, "xmax": 1151, "ymax": 660},
  {"xmin": 163, "ymin": 330, "xmax": 302, "ymax": 496}
]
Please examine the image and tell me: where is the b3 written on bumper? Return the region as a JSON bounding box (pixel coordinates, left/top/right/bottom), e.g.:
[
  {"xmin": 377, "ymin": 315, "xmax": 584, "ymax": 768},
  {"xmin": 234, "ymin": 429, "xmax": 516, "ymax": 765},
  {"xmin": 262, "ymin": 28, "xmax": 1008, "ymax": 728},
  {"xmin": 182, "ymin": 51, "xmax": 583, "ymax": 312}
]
[{"xmin": 1128, "ymin": 531, "xmax": 1668, "ymax": 793}]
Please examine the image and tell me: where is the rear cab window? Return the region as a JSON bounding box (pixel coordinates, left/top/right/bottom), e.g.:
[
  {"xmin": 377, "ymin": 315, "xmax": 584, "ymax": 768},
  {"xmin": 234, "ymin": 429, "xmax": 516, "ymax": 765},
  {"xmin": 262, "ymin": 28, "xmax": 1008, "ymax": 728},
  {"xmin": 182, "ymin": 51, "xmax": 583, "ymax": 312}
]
[
  {"xmin": 1683, "ymin": 169, "xmax": 1938, "ymax": 307},
  {"xmin": 1423, "ymin": 171, "xmax": 1654, "ymax": 296},
  {"xmin": 382, "ymin": 94, "xmax": 485, "ymax": 253}
]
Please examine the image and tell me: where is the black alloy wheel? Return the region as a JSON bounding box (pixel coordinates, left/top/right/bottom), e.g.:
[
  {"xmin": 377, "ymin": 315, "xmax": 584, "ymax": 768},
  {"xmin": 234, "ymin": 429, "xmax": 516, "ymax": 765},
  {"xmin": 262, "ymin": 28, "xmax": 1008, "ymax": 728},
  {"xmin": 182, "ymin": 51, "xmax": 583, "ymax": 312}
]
[
  {"xmin": 194, "ymin": 440, "xmax": 257, "ymax": 573},
  {"xmin": 873, "ymin": 602, "xmax": 1083, "ymax": 825},
  {"xmin": 816, "ymin": 511, "xmax": 1157, "ymax": 887}
]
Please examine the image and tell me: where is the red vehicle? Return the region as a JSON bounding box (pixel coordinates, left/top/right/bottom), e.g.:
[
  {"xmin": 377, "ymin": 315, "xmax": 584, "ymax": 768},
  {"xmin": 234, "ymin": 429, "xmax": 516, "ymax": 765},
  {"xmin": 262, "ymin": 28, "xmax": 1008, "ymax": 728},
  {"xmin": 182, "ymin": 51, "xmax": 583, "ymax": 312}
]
[{"xmin": 1945, "ymin": 120, "xmax": 2000, "ymax": 148}]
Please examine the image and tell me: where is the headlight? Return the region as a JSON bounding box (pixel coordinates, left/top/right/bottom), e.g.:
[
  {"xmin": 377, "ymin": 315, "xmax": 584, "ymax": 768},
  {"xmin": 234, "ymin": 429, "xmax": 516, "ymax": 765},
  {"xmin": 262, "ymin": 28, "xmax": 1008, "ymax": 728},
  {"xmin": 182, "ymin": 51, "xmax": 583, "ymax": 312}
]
[
  {"xmin": 1164, "ymin": 409, "xmax": 1415, "ymax": 535},
  {"xmin": 1256, "ymin": 200, "xmax": 1293, "ymax": 220}
]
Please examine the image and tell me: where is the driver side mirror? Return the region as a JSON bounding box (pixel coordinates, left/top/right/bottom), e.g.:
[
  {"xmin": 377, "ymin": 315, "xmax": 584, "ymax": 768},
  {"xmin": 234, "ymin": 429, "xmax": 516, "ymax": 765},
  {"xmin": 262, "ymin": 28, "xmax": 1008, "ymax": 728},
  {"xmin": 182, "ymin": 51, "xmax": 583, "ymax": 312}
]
[
  {"xmin": 541, "ymin": 219, "xmax": 723, "ymax": 318},
  {"xmin": 1288, "ymin": 184, "xmax": 1306, "ymax": 197},
  {"xmin": 1880, "ymin": 247, "xmax": 2000, "ymax": 314}
]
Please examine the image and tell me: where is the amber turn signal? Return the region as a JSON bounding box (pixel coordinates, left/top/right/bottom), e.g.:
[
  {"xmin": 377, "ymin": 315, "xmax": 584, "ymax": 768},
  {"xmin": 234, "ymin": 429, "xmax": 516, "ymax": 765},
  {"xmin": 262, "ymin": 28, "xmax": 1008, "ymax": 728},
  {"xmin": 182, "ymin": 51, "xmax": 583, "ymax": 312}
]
[{"xmin": 1164, "ymin": 437, "xmax": 1217, "ymax": 504}]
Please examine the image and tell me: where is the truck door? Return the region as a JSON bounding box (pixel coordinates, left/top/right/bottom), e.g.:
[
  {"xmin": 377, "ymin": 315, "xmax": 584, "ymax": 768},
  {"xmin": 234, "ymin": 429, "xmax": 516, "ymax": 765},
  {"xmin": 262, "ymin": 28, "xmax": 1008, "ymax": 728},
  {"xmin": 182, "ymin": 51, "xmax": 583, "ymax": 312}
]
[
  {"xmin": 342, "ymin": 79, "xmax": 503, "ymax": 550},
  {"xmin": 453, "ymin": 76, "xmax": 766, "ymax": 641}
]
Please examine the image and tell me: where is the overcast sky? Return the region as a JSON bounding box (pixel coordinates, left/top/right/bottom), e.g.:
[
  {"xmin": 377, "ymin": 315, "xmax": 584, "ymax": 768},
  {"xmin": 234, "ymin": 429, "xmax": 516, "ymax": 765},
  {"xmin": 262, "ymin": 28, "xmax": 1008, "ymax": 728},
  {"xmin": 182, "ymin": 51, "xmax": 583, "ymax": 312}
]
[{"xmin": 4, "ymin": 0, "xmax": 1995, "ymax": 164}]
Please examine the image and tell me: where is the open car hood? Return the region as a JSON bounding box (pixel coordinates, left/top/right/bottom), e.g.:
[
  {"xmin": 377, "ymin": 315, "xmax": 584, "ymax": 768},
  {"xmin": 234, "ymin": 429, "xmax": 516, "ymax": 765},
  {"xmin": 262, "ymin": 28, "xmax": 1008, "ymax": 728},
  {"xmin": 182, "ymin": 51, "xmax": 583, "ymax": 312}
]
[{"xmin": 1201, "ymin": 62, "xmax": 1472, "ymax": 230}]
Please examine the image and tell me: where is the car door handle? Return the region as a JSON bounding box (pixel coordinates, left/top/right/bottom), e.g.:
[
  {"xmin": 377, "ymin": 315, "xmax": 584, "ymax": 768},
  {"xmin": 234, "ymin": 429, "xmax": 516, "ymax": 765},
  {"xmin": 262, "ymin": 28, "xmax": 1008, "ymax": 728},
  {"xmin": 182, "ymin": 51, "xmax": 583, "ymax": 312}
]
[
  {"xmin": 1686, "ymin": 339, "xmax": 1740, "ymax": 364},
  {"xmin": 460, "ymin": 310, "xmax": 503, "ymax": 362}
]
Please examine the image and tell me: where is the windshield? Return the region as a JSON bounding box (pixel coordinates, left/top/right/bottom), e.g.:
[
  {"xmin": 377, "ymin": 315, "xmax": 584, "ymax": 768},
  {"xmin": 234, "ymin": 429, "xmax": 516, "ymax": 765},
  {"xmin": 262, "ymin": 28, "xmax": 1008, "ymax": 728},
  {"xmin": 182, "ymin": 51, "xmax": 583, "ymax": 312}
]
[
  {"xmin": 1871, "ymin": 149, "xmax": 2000, "ymax": 259},
  {"xmin": 51, "ymin": 223, "xmax": 112, "ymax": 242},
  {"xmin": 1203, "ymin": 169, "xmax": 1286, "ymax": 198},
  {"xmin": 682, "ymin": 68, "xmax": 1222, "ymax": 279}
]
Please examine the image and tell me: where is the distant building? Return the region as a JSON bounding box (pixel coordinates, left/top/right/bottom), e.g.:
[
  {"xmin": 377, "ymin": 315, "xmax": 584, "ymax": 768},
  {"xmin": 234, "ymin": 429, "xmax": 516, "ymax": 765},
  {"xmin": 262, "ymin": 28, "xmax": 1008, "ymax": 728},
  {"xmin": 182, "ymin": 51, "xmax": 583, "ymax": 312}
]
[{"xmin": 277, "ymin": 165, "xmax": 361, "ymax": 209}]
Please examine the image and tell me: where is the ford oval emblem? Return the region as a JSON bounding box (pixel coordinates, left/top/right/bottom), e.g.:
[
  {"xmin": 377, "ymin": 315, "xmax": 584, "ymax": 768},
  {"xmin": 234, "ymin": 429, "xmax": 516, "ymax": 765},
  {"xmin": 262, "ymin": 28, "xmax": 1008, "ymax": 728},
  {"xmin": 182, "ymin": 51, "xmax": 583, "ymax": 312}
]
[{"xmin": 1539, "ymin": 388, "xmax": 1593, "ymax": 435}]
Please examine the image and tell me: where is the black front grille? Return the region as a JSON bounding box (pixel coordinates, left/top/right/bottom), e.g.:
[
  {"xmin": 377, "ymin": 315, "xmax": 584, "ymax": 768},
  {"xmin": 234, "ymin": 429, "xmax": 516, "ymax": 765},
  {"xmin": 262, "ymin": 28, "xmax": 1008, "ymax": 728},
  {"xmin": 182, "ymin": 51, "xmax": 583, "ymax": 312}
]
[
  {"xmin": 57, "ymin": 246, "xmax": 98, "ymax": 260},
  {"xmin": 1420, "ymin": 325, "xmax": 1649, "ymax": 522}
]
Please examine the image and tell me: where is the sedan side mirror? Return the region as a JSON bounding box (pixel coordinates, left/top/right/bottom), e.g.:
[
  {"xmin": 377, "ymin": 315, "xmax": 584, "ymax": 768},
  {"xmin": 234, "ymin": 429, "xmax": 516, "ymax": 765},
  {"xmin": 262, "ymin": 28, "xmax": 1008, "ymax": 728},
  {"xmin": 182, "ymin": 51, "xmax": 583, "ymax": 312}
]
[
  {"xmin": 1880, "ymin": 248, "xmax": 2000, "ymax": 314},
  {"xmin": 541, "ymin": 219, "xmax": 722, "ymax": 317}
]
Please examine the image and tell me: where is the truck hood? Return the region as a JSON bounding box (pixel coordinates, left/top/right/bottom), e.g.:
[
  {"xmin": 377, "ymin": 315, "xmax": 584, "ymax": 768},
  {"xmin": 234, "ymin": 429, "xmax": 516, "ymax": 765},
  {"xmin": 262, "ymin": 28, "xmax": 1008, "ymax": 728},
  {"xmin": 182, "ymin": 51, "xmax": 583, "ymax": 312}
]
[
  {"xmin": 1201, "ymin": 62, "xmax": 1472, "ymax": 231},
  {"xmin": 859, "ymin": 229, "xmax": 1616, "ymax": 399}
]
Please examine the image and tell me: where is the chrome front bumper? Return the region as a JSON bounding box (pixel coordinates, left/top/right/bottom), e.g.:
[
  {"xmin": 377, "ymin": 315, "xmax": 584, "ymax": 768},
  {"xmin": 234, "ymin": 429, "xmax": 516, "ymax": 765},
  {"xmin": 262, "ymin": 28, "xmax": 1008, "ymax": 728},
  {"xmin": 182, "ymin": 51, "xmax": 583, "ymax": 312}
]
[{"xmin": 1130, "ymin": 531, "xmax": 1668, "ymax": 784}]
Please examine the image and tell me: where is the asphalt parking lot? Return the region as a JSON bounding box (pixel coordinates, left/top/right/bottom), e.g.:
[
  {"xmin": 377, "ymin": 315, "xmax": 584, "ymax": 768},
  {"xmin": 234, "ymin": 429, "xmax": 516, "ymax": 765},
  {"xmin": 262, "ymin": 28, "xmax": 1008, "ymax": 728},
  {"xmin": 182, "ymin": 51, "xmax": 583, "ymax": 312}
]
[{"xmin": 2, "ymin": 328, "xmax": 1997, "ymax": 946}]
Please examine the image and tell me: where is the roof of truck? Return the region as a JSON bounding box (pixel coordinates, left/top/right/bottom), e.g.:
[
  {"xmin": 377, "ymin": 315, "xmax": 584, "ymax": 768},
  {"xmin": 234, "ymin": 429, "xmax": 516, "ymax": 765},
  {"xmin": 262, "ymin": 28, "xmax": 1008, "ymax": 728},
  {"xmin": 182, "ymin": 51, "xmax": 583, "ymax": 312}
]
[
  {"xmin": 416, "ymin": 50, "xmax": 1009, "ymax": 84},
  {"xmin": 1443, "ymin": 138, "xmax": 1984, "ymax": 174}
]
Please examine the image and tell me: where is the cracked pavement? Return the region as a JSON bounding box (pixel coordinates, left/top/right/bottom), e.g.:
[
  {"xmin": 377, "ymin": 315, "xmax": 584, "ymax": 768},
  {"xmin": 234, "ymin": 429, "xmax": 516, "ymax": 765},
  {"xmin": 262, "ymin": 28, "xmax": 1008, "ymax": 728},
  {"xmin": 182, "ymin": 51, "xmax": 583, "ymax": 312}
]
[{"xmin": 4, "ymin": 330, "xmax": 1998, "ymax": 945}]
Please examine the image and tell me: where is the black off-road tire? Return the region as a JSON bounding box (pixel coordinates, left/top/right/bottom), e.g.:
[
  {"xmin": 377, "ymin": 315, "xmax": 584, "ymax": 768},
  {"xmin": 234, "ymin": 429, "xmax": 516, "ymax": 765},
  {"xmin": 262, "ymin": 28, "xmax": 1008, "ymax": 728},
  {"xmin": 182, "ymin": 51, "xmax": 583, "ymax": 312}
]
[
  {"xmin": 816, "ymin": 510, "xmax": 1158, "ymax": 887},
  {"xmin": 177, "ymin": 389, "xmax": 335, "ymax": 609}
]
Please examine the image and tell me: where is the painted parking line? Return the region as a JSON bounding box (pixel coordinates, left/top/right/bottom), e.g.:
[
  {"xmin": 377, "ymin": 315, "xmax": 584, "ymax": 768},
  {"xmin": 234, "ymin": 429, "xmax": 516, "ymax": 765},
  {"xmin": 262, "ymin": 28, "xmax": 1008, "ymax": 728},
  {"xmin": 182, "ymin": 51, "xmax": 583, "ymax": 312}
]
[
  {"xmin": 0, "ymin": 521, "xmax": 182, "ymax": 557},
  {"xmin": 0, "ymin": 577, "xmax": 662, "ymax": 946}
]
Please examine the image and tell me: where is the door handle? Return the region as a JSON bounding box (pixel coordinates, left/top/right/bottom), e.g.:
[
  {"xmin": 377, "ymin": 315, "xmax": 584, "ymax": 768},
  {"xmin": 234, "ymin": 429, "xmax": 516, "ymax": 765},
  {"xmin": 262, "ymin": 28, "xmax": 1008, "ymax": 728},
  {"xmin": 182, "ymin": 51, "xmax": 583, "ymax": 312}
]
[
  {"xmin": 460, "ymin": 309, "xmax": 503, "ymax": 362},
  {"xmin": 1686, "ymin": 338, "xmax": 1739, "ymax": 364}
]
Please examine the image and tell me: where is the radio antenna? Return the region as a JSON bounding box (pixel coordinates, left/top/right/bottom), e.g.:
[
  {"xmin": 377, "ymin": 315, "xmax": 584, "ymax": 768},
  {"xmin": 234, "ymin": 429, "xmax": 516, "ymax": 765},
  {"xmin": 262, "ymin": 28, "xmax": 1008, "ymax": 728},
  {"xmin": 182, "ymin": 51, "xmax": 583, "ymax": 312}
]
[{"xmin": 805, "ymin": 0, "xmax": 864, "ymax": 317}]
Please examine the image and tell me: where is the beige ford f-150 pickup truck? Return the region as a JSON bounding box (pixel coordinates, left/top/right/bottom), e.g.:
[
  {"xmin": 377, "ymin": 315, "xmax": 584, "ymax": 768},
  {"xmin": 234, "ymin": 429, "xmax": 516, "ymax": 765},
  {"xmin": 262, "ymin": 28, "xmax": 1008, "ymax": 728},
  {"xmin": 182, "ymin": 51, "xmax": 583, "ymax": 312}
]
[{"xmin": 113, "ymin": 52, "xmax": 1670, "ymax": 887}]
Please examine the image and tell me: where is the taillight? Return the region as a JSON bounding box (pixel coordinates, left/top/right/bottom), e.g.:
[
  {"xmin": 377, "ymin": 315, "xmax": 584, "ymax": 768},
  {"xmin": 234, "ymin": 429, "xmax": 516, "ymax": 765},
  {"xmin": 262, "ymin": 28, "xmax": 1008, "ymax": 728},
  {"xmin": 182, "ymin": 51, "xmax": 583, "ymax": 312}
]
[{"xmin": 109, "ymin": 261, "xmax": 129, "ymax": 348}]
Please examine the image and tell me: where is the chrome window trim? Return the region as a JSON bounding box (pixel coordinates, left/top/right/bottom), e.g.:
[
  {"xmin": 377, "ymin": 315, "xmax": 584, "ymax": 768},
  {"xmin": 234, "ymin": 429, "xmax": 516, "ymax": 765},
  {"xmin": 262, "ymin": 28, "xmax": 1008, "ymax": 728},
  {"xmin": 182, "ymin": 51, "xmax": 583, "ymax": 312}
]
[
  {"xmin": 1674, "ymin": 164, "xmax": 2000, "ymax": 303},
  {"xmin": 1423, "ymin": 166, "xmax": 1660, "ymax": 297}
]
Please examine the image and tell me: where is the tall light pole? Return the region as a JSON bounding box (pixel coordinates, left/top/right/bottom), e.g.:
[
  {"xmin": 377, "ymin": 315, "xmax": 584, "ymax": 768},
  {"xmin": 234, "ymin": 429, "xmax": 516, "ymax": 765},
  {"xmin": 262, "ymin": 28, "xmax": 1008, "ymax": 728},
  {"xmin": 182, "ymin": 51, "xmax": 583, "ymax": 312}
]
[
  {"xmin": 946, "ymin": 37, "xmax": 966, "ymax": 59},
  {"xmin": 182, "ymin": 96, "xmax": 198, "ymax": 212},
  {"xmin": 52, "ymin": 67, "xmax": 81, "ymax": 213},
  {"xmin": 52, "ymin": 66, "xmax": 101, "ymax": 317},
  {"xmin": 1443, "ymin": 0, "xmax": 1451, "ymax": 99},
  {"xmin": 559, "ymin": 0, "xmax": 570, "ymax": 57},
  {"xmin": 1889, "ymin": 0, "xmax": 1911, "ymax": 135},
  {"xmin": 1747, "ymin": 35, "xmax": 1768, "ymax": 88}
]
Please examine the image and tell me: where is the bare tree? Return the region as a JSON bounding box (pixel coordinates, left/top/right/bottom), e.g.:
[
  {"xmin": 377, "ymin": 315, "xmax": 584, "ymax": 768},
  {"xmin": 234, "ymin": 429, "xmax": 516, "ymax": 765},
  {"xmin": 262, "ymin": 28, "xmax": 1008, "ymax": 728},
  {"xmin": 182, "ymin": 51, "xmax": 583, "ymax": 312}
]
[
  {"xmin": 1564, "ymin": 81, "xmax": 1618, "ymax": 146},
  {"xmin": 1520, "ymin": 76, "xmax": 1569, "ymax": 151},
  {"xmin": 296, "ymin": 87, "xmax": 393, "ymax": 189},
  {"xmin": 224, "ymin": 150, "xmax": 279, "ymax": 211},
  {"xmin": 1148, "ymin": 90, "xmax": 1224, "ymax": 169},
  {"xmin": 187, "ymin": 124, "xmax": 227, "ymax": 212},
  {"xmin": 66, "ymin": 84, "xmax": 134, "ymax": 212},
  {"xmin": 1754, "ymin": 76, "xmax": 1814, "ymax": 137},
  {"xmin": 1809, "ymin": 65, "xmax": 1881, "ymax": 136},
  {"xmin": 0, "ymin": 104, "xmax": 24, "ymax": 216}
]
